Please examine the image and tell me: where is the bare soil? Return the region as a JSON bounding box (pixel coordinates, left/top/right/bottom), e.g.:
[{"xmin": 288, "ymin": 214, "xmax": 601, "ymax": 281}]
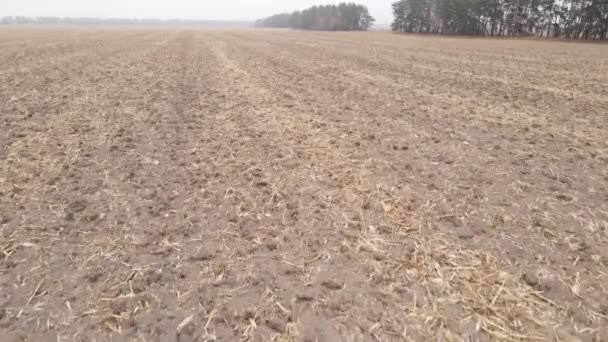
[{"xmin": 1, "ymin": 27, "xmax": 608, "ymax": 341}]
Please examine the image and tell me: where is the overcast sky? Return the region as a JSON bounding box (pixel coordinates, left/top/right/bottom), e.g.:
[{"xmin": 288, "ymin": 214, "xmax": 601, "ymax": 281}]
[{"xmin": 1, "ymin": 0, "xmax": 394, "ymax": 23}]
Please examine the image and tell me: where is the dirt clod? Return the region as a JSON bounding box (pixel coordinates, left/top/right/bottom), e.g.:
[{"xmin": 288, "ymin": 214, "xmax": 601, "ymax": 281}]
[{"xmin": 522, "ymin": 269, "xmax": 539, "ymax": 287}]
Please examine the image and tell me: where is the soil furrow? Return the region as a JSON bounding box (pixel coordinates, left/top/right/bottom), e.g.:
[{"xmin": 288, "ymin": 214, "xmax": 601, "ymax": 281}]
[{"xmin": 1, "ymin": 28, "xmax": 607, "ymax": 342}]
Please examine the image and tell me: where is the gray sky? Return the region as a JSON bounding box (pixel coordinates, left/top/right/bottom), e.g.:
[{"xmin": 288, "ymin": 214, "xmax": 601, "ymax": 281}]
[{"xmin": 1, "ymin": 0, "xmax": 394, "ymax": 23}]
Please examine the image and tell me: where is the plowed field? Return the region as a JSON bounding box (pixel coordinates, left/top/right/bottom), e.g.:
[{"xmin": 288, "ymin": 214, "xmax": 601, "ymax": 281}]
[{"xmin": 1, "ymin": 28, "xmax": 608, "ymax": 341}]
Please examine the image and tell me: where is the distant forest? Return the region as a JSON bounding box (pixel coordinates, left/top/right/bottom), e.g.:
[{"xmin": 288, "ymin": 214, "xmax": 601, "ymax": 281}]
[
  {"xmin": 0, "ymin": 16, "xmax": 251, "ymax": 28},
  {"xmin": 255, "ymin": 3, "xmax": 375, "ymax": 31},
  {"xmin": 391, "ymin": 0, "xmax": 608, "ymax": 39}
]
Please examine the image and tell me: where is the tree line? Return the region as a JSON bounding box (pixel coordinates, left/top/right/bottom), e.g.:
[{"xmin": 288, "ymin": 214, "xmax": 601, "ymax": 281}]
[
  {"xmin": 255, "ymin": 3, "xmax": 375, "ymax": 31},
  {"xmin": 391, "ymin": 0, "xmax": 608, "ymax": 39},
  {"xmin": 0, "ymin": 16, "xmax": 250, "ymax": 28}
]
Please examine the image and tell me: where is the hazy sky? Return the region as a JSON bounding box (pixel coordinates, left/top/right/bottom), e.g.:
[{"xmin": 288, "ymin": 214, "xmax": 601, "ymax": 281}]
[{"xmin": 1, "ymin": 0, "xmax": 394, "ymax": 23}]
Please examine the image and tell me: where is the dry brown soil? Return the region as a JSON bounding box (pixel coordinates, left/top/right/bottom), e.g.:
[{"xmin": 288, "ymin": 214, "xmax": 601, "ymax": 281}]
[{"xmin": 1, "ymin": 27, "xmax": 608, "ymax": 341}]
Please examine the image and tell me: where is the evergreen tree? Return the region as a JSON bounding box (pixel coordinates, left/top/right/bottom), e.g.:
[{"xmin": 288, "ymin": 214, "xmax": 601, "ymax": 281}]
[
  {"xmin": 390, "ymin": 0, "xmax": 608, "ymax": 39},
  {"xmin": 257, "ymin": 3, "xmax": 375, "ymax": 31}
]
